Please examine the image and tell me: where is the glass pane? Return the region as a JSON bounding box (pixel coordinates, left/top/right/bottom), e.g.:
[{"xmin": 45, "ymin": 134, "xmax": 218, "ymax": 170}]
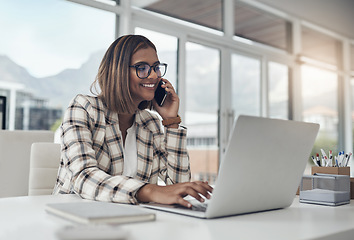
[
  {"xmin": 302, "ymin": 26, "xmax": 342, "ymax": 67},
  {"xmin": 352, "ymin": 78, "xmax": 354, "ymax": 156},
  {"xmin": 231, "ymin": 54, "xmax": 261, "ymax": 119},
  {"xmin": 0, "ymin": 96, "xmax": 5, "ymax": 129},
  {"xmin": 268, "ymin": 62, "xmax": 289, "ymax": 119},
  {"xmin": 132, "ymin": 0, "xmax": 223, "ymax": 31},
  {"xmin": 134, "ymin": 28, "xmax": 178, "ymax": 89},
  {"xmin": 185, "ymin": 42, "xmax": 219, "ymax": 184},
  {"xmin": 0, "ymin": 1, "xmax": 115, "ymax": 130},
  {"xmin": 302, "ymin": 65, "xmax": 338, "ymax": 171},
  {"xmin": 234, "ymin": 0, "xmax": 291, "ymax": 51},
  {"xmin": 351, "ymin": 45, "xmax": 354, "ymax": 71}
]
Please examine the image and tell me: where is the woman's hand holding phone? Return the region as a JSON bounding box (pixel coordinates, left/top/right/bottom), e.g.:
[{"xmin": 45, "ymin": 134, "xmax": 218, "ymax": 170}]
[{"xmin": 153, "ymin": 79, "xmax": 179, "ymax": 120}]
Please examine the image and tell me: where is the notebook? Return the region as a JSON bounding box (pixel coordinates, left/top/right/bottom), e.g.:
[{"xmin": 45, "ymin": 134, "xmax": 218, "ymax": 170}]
[
  {"xmin": 46, "ymin": 201, "xmax": 155, "ymax": 224},
  {"xmin": 141, "ymin": 115, "xmax": 320, "ymax": 218}
]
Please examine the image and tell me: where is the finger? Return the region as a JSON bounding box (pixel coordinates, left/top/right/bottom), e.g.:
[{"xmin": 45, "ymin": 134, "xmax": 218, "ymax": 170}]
[
  {"xmin": 184, "ymin": 186, "xmax": 206, "ymax": 203},
  {"xmin": 174, "ymin": 185, "xmax": 203, "ymax": 202},
  {"xmin": 201, "ymin": 182, "xmax": 214, "ymax": 193},
  {"xmin": 161, "ymin": 79, "xmax": 175, "ymax": 92},
  {"xmin": 164, "ymin": 85, "xmax": 175, "ymax": 94},
  {"xmin": 177, "ymin": 198, "xmax": 192, "ymax": 208},
  {"xmin": 192, "ymin": 182, "xmax": 213, "ymax": 199},
  {"xmin": 193, "ymin": 185, "xmax": 211, "ymax": 200},
  {"xmin": 192, "ymin": 182, "xmax": 213, "ymax": 197},
  {"xmin": 161, "ymin": 78, "xmax": 171, "ymax": 85},
  {"xmin": 195, "ymin": 181, "xmax": 213, "ymax": 192}
]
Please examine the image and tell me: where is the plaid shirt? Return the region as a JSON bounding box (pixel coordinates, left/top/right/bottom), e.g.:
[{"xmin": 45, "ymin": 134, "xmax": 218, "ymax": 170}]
[{"xmin": 53, "ymin": 94, "xmax": 190, "ymax": 204}]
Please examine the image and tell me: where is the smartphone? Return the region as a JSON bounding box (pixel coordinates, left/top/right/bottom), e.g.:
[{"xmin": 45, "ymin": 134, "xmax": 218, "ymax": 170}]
[{"xmin": 154, "ymin": 80, "xmax": 167, "ymax": 106}]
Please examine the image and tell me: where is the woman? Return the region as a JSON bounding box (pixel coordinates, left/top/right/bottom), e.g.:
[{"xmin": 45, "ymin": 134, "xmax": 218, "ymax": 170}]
[{"xmin": 53, "ymin": 35, "xmax": 212, "ymax": 208}]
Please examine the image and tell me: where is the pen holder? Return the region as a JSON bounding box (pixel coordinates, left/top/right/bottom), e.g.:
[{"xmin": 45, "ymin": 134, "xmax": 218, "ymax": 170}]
[
  {"xmin": 311, "ymin": 166, "xmax": 350, "ymax": 176},
  {"xmin": 300, "ymin": 174, "xmax": 350, "ymax": 206},
  {"xmin": 311, "ymin": 166, "xmax": 354, "ymax": 199}
]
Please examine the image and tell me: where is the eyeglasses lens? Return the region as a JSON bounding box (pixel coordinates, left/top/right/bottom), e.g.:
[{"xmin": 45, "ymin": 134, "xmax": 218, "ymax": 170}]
[{"xmin": 136, "ymin": 64, "xmax": 166, "ymax": 79}]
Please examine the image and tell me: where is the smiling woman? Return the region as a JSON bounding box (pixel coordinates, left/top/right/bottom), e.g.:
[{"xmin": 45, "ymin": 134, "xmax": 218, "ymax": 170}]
[
  {"xmin": 129, "ymin": 48, "xmax": 161, "ymax": 101},
  {"xmin": 53, "ymin": 35, "xmax": 213, "ymax": 209}
]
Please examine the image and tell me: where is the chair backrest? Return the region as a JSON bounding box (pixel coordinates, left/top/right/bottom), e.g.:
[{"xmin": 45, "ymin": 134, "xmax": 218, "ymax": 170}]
[
  {"xmin": 0, "ymin": 130, "xmax": 54, "ymax": 197},
  {"xmin": 28, "ymin": 142, "xmax": 61, "ymax": 196}
]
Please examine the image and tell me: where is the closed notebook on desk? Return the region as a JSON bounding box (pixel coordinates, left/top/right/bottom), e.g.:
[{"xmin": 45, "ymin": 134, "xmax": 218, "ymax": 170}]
[{"xmin": 46, "ymin": 202, "xmax": 155, "ymax": 224}]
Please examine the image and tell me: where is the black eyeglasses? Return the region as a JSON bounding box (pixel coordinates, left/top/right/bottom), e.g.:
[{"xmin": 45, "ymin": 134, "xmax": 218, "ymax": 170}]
[{"xmin": 129, "ymin": 63, "xmax": 167, "ymax": 79}]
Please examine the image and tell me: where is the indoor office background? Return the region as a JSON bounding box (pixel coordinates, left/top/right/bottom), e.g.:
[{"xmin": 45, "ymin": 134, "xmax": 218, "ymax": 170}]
[{"xmin": 0, "ymin": 0, "xmax": 354, "ymax": 182}]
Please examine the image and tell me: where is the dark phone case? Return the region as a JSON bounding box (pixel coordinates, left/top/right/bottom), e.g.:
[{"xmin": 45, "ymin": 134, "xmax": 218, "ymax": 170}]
[{"xmin": 154, "ymin": 81, "xmax": 167, "ymax": 106}]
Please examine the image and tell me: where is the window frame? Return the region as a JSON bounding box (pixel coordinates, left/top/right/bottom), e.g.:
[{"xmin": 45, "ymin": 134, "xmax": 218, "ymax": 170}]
[{"xmin": 62, "ymin": 0, "xmax": 354, "ymax": 166}]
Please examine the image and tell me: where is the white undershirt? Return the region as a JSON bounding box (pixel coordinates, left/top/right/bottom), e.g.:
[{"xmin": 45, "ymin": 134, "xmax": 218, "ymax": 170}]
[{"xmin": 121, "ymin": 124, "xmax": 138, "ymax": 177}]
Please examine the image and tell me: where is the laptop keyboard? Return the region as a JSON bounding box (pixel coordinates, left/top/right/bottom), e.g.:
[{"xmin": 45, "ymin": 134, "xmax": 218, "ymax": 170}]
[
  {"xmin": 186, "ymin": 197, "xmax": 209, "ymax": 212},
  {"xmin": 191, "ymin": 202, "xmax": 208, "ymax": 212}
]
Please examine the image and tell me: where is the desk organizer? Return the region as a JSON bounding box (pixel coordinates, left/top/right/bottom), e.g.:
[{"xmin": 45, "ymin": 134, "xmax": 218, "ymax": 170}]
[
  {"xmin": 311, "ymin": 166, "xmax": 350, "ymax": 176},
  {"xmin": 299, "ymin": 173, "xmax": 350, "ymax": 206},
  {"xmin": 311, "ymin": 166, "xmax": 354, "ymax": 199}
]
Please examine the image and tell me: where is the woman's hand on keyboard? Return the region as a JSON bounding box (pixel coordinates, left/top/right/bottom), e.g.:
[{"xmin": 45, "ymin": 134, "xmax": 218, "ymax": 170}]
[{"xmin": 137, "ymin": 181, "xmax": 213, "ymax": 208}]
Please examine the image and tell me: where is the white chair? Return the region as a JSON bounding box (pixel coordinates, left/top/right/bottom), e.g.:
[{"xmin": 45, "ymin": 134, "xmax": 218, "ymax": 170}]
[
  {"xmin": 28, "ymin": 142, "xmax": 61, "ymax": 196},
  {"xmin": 0, "ymin": 130, "xmax": 54, "ymax": 197}
]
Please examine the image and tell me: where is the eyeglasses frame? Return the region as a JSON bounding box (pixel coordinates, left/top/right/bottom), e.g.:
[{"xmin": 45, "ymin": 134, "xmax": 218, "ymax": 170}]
[{"xmin": 129, "ymin": 63, "xmax": 168, "ymax": 79}]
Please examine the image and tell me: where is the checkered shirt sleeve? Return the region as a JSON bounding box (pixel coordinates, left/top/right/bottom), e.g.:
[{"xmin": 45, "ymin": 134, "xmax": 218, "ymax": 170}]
[
  {"xmin": 160, "ymin": 127, "xmax": 191, "ymax": 184},
  {"xmin": 55, "ymin": 96, "xmax": 146, "ymax": 204}
]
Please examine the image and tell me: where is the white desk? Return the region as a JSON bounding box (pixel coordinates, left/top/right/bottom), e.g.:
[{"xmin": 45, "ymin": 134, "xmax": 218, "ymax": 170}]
[{"xmin": 1, "ymin": 194, "xmax": 354, "ymax": 240}]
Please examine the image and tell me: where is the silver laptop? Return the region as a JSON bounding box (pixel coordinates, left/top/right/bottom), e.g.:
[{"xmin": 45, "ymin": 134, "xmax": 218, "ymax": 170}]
[{"xmin": 141, "ymin": 115, "xmax": 319, "ymax": 218}]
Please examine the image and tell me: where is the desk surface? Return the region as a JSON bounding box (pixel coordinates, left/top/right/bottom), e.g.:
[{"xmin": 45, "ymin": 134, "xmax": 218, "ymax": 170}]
[{"xmin": 1, "ymin": 194, "xmax": 354, "ymax": 240}]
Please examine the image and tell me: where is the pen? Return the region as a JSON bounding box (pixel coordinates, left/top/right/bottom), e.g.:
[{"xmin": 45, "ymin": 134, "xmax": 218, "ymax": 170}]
[
  {"xmin": 321, "ymin": 155, "xmax": 326, "ymax": 167},
  {"xmin": 337, "ymin": 151, "xmax": 345, "ymax": 167},
  {"xmin": 311, "ymin": 156, "xmax": 319, "ymax": 166},
  {"xmin": 328, "ymin": 150, "xmax": 333, "ymax": 167},
  {"xmin": 344, "ymin": 153, "xmax": 348, "ymax": 166},
  {"xmin": 340, "ymin": 151, "xmax": 345, "ymax": 167},
  {"xmin": 321, "ymin": 149, "xmax": 328, "ymax": 166},
  {"xmin": 343, "ymin": 151, "xmax": 346, "ymax": 166},
  {"xmin": 316, "ymin": 153, "xmax": 321, "ymax": 166},
  {"xmin": 344, "ymin": 152, "xmax": 352, "ymax": 167}
]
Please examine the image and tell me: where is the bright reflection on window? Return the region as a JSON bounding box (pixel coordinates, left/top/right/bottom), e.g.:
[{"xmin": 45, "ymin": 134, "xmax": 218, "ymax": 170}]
[
  {"xmin": 351, "ymin": 78, "xmax": 354, "ymax": 155},
  {"xmin": 351, "ymin": 45, "xmax": 354, "ymax": 71},
  {"xmin": 302, "ymin": 65, "xmax": 338, "ymax": 159},
  {"xmin": 268, "ymin": 62, "xmax": 288, "ymax": 119},
  {"xmin": 231, "ymin": 54, "xmax": 260, "ymax": 119},
  {"xmin": 0, "ymin": 1, "xmax": 115, "ymax": 130},
  {"xmin": 185, "ymin": 42, "xmax": 219, "ymax": 184},
  {"xmin": 134, "ymin": 28, "xmax": 178, "ymax": 88}
]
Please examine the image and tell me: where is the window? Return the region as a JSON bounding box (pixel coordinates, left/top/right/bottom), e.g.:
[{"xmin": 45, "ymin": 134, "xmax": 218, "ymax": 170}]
[
  {"xmin": 134, "ymin": 28, "xmax": 178, "ymax": 88},
  {"xmin": 352, "ymin": 78, "xmax": 354, "ymax": 152},
  {"xmin": 351, "ymin": 44, "xmax": 354, "ymax": 72},
  {"xmin": 234, "ymin": 0, "xmax": 291, "ymax": 51},
  {"xmin": 0, "ymin": 96, "xmax": 6, "ymax": 129},
  {"xmin": 0, "ymin": 0, "xmax": 115, "ymax": 130},
  {"xmin": 132, "ymin": 0, "xmax": 223, "ymax": 31},
  {"xmin": 268, "ymin": 61, "xmax": 289, "ymax": 119},
  {"xmin": 185, "ymin": 42, "xmax": 220, "ymax": 184},
  {"xmin": 302, "ymin": 65, "xmax": 338, "ymax": 154},
  {"xmin": 302, "ymin": 27, "xmax": 342, "ymax": 67},
  {"xmin": 231, "ymin": 54, "xmax": 261, "ymax": 119}
]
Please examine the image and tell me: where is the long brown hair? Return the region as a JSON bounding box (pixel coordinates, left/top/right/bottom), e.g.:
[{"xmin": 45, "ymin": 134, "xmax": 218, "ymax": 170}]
[{"xmin": 91, "ymin": 35, "xmax": 157, "ymax": 114}]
